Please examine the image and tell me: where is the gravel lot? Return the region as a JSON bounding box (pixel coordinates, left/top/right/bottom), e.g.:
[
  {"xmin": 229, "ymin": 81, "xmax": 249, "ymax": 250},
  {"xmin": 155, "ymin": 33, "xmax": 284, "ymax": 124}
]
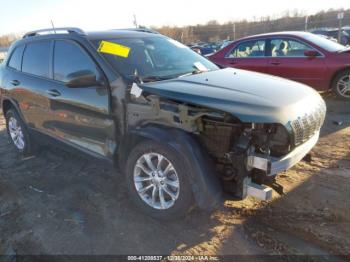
[{"xmin": 0, "ymin": 96, "xmax": 349, "ymax": 257}]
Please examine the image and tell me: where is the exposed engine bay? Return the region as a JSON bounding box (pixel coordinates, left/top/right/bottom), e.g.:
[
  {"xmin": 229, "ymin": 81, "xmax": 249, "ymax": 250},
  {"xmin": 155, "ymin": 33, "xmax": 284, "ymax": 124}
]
[
  {"xmin": 199, "ymin": 116, "xmax": 290, "ymax": 197},
  {"xmin": 127, "ymin": 94, "xmax": 293, "ymax": 199}
]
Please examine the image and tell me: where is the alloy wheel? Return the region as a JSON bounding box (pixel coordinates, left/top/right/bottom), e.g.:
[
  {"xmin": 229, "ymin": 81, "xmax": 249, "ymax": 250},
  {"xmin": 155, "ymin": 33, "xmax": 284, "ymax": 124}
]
[
  {"xmin": 8, "ymin": 117, "xmax": 25, "ymax": 150},
  {"xmin": 336, "ymin": 75, "xmax": 350, "ymax": 98},
  {"xmin": 133, "ymin": 152, "xmax": 180, "ymax": 210}
]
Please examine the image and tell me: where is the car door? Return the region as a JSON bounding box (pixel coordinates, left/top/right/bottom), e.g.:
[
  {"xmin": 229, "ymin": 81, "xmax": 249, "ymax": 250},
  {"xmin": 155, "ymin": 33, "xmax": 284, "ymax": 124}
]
[
  {"xmin": 266, "ymin": 37, "xmax": 327, "ymax": 89},
  {"xmin": 11, "ymin": 40, "xmax": 53, "ymax": 131},
  {"xmin": 43, "ymin": 39, "xmax": 115, "ymax": 158},
  {"xmin": 219, "ymin": 39, "xmax": 268, "ymax": 73},
  {"xmin": 2, "ymin": 45, "xmax": 26, "ymax": 110}
]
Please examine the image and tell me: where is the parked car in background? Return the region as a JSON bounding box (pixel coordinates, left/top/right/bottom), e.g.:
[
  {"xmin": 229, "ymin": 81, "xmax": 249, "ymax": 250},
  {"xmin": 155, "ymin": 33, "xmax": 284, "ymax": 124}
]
[
  {"xmin": 188, "ymin": 44, "xmax": 202, "ymax": 54},
  {"xmin": 209, "ymin": 31, "xmax": 350, "ymax": 100},
  {"xmin": 190, "ymin": 43, "xmax": 218, "ymax": 56},
  {"xmin": 318, "ymin": 34, "xmax": 338, "ymax": 43},
  {"xmin": 311, "ymin": 28, "xmax": 350, "ymax": 46},
  {"xmin": 343, "ymin": 26, "xmax": 350, "ymax": 37},
  {"xmin": 220, "ymin": 40, "xmax": 233, "ymax": 49}
]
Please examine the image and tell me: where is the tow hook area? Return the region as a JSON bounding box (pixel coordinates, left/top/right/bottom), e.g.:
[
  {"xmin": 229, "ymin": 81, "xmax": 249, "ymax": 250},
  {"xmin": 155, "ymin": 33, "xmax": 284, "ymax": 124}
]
[
  {"xmin": 246, "ymin": 179, "xmax": 273, "ymax": 201},
  {"xmin": 243, "ymin": 173, "xmax": 284, "ymax": 201}
]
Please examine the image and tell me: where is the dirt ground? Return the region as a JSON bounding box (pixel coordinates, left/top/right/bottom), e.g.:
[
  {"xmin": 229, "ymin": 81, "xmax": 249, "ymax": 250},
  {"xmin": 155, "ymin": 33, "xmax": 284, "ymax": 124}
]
[{"xmin": 0, "ymin": 96, "xmax": 349, "ymax": 258}]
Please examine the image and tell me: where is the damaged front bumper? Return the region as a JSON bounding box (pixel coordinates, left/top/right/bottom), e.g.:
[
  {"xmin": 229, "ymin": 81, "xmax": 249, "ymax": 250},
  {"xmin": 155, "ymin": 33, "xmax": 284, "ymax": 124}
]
[{"xmin": 247, "ymin": 131, "xmax": 319, "ymax": 175}]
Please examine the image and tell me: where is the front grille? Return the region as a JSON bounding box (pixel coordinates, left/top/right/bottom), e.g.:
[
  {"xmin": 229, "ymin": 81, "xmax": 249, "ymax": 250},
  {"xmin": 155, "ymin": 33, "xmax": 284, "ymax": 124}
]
[{"xmin": 291, "ymin": 102, "xmax": 326, "ymax": 146}]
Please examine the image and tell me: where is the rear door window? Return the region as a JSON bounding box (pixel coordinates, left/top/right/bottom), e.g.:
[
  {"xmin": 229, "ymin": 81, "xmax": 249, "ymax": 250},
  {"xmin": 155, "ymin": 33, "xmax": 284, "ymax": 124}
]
[
  {"xmin": 228, "ymin": 40, "xmax": 266, "ymax": 58},
  {"xmin": 53, "ymin": 40, "xmax": 98, "ymax": 83},
  {"xmin": 22, "ymin": 41, "xmax": 51, "ymax": 78},
  {"xmin": 8, "ymin": 45, "xmax": 25, "ymax": 71}
]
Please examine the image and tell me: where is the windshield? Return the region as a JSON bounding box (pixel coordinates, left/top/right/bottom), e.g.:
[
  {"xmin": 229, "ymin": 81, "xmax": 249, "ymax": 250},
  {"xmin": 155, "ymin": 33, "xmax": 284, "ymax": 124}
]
[
  {"xmin": 303, "ymin": 33, "xmax": 346, "ymax": 52},
  {"xmin": 93, "ymin": 36, "xmax": 219, "ymax": 81}
]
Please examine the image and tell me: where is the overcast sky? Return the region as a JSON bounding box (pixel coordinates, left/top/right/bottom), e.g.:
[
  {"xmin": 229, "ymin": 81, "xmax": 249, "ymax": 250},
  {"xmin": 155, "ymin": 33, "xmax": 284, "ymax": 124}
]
[{"xmin": 0, "ymin": 0, "xmax": 350, "ymax": 35}]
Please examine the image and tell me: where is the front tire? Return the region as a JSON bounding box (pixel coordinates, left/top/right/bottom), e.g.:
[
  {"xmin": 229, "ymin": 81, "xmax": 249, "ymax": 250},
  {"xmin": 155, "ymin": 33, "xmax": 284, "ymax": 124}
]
[
  {"xmin": 5, "ymin": 109, "xmax": 33, "ymax": 156},
  {"xmin": 332, "ymin": 70, "xmax": 350, "ymax": 100},
  {"xmin": 125, "ymin": 140, "xmax": 194, "ymax": 220}
]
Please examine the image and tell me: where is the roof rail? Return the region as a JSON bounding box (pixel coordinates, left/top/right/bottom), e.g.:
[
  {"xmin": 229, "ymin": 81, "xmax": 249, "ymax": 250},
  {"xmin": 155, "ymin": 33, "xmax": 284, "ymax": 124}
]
[
  {"xmin": 117, "ymin": 28, "xmax": 159, "ymax": 34},
  {"xmin": 23, "ymin": 27, "xmax": 85, "ymax": 38}
]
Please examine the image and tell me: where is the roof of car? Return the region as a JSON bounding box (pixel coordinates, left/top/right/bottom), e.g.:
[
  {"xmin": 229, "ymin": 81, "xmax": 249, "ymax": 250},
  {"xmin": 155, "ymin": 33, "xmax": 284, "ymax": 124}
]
[
  {"xmin": 236, "ymin": 31, "xmax": 315, "ymax": 41},
  {"xmin": 21, "ymin": 28, "xmax": 160, "ymax": 41}
]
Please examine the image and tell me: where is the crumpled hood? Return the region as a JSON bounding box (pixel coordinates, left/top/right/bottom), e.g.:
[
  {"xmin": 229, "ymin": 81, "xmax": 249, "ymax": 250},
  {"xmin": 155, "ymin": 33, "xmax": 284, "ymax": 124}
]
[{"xmin": 139, "ymin": 68, "xmax": 325, "ymax": 125}]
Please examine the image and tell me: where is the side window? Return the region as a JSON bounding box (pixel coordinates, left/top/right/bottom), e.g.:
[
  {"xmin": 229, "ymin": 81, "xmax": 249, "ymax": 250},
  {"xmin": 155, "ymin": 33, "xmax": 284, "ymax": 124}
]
[
  {"xmin": 22, "ymin": 41, "xmax": 51, "ymax": 78},
  {"xmin": 271, "ymin": 38, "xmax": 315, "ymax": 57},
  {"xmin": 8, "ymin": 45, "xmax": 25, "ymax": 71},
  {"xmin": 53, "ymin": 40, "xmax": 98, "ymax": 83},
  {"xmin": 228, "ymin": 40, "xmax": 265, "ymax": 58}
]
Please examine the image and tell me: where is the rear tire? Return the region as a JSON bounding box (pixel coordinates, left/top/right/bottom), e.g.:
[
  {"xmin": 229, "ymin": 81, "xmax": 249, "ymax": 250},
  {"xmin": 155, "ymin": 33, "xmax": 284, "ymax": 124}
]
[
  {"xmin": 5, "ymin": 109, "xmax": 34, "ymax": 156},
  {"xmin": 125, "ymin": 140, "xmax": 194, "ymax": 220},
  {"xmin": 332, "ymin": 70, "xmax": 350, "ymax": 100}
]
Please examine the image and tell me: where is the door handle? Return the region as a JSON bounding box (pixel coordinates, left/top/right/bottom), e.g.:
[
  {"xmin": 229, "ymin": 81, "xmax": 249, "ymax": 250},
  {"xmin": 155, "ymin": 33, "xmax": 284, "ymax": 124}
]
[
  {"xmin": 46, "ymin": 89, "xmax": 61, "ymax": 97},
  {"xmin": 10, "ymin": 80, "xmax": 20, "ymax": 86},
  {"xmin": 270, "ymin": 61, "xmax": 281, "ymax": 66},
  {"xmin": 229, "ymin": 61, "xmax": 237, "ymax": 65}
]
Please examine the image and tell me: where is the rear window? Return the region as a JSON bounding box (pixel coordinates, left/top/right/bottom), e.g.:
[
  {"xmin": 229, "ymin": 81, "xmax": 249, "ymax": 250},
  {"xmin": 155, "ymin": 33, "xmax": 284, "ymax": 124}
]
[
  {"xmin": 8, "ymin": 45, "xmax": 25, "ymax": 71},
  {"xmin": 303, "ymin": 33, "xmax": 345, "ymax": 52},
  {"xmin": 22, "ymin": 41, "xmax": 51, "ymax": 78}
]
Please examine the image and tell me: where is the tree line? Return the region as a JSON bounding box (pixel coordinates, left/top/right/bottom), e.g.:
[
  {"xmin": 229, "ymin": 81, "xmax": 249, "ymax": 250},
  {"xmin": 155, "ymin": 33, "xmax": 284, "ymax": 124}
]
[
  {"xmin": 154, "ymin": 8, "xmax": 350, "ymax": 44},
  {"xmin": 0, "ymin": 34, "xmax": 18, "ymax": 48}
]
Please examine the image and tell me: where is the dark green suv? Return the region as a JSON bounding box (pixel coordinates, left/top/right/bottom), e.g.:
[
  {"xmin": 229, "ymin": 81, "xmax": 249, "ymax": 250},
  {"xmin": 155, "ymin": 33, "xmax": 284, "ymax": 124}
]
[{"xmin": 0, "ymin": 28, "xmax": 326, "ymax": 219}]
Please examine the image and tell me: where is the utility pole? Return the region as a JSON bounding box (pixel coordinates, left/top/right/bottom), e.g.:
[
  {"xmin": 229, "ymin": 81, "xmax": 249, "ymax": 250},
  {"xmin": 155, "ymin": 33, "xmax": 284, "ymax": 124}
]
[
  {"xmin": 337, "ymin": 12, "xmax": 344, "ymax": 44},
  {"xmin": 133, "ymin": 14, "xmax": 138, "ymax": 28},
  {"xmin": 304, "ymin": 16, "xmax": 308, "ymax": 31},
  {"xmin": 232, "ymin": 23, "xmax": 236, "ymax": 40},
  {"xmin": 190, "ymin": 26, "xmax": 194, "ymax": 43}
]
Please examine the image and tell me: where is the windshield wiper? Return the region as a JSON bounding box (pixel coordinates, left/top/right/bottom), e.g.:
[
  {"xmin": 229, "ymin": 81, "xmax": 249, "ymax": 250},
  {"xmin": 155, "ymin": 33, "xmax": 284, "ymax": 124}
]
[
  {"xmin": 176, "ymin": 63, "xmax": 212, "ymax": 78},
  {"xmin": 131, "ymin": 69, "xmax": 171, "ymax": 83},
  {"xmin": 141, "ymin": 75, "xmax": 171, "ymax": 83},
  {"xmin": 176, "ymin": 69, "xmax": 206, "ymax": 78}
]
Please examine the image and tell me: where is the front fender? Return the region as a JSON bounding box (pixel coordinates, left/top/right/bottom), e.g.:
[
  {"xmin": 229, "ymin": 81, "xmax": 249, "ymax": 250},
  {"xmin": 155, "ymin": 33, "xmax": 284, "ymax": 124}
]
[{"xmin": 119, "ymin": 125, "xmax": 223, "ymax": 211}]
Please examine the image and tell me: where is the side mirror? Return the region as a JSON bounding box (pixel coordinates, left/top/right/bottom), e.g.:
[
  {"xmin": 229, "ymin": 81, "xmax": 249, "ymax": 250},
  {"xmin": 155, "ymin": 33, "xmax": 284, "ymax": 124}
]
[
  {"xmin": 65, "ymin": 70, "xmax": 99, "ymax": 87},
  {"xmin": 304, "ymin": 50, "xmax": 319, "ymax": 58}
]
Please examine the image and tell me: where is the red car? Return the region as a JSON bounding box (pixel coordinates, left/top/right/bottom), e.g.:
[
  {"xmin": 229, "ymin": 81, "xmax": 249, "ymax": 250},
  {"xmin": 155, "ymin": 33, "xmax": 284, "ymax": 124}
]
[{"xmin": 209, "ymin": 31, "xmax": 350, "ymax": 100}]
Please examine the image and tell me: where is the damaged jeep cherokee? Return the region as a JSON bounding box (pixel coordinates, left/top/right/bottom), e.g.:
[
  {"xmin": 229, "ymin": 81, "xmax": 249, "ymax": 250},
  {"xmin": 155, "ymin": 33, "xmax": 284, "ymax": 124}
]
[{"xmin": 0, "ymin": 28, "xmax": 326, "ymax": 219}]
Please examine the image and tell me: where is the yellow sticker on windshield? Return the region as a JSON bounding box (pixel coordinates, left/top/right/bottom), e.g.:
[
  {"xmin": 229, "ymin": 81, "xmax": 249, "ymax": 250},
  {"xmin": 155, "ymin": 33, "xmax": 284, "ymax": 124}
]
[{"xmin": 98, "ymin": 40, "xmax": 131, "ymax": 58}]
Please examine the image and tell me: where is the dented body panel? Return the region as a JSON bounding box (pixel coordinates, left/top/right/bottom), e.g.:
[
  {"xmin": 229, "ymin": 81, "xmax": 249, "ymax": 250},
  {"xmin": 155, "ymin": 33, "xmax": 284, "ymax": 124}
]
[{"xmin": 139, "ymin": 68, "xmax": 325, "ymax": 125}]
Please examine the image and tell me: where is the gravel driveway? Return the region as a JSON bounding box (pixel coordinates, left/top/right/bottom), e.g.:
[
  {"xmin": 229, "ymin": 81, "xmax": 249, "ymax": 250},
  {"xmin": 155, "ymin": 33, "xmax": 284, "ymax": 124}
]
[{"xmin": 0, "ymin": 96, "xmax": 349, "ymax": 258}]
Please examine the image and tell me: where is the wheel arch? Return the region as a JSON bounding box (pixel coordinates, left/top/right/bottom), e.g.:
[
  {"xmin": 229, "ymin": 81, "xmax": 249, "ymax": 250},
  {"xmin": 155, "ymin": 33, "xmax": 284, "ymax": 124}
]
[
  {"xmin": 2, "ymin": 98, "xmax": 27, "ymax": 123},
  {"xmin": 117, "ymin": 124, "xmax": 223, "ymax": 211},
  {"xmin": 2, "ymin": 99, "xmax": 13, "ymax": 115}
]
